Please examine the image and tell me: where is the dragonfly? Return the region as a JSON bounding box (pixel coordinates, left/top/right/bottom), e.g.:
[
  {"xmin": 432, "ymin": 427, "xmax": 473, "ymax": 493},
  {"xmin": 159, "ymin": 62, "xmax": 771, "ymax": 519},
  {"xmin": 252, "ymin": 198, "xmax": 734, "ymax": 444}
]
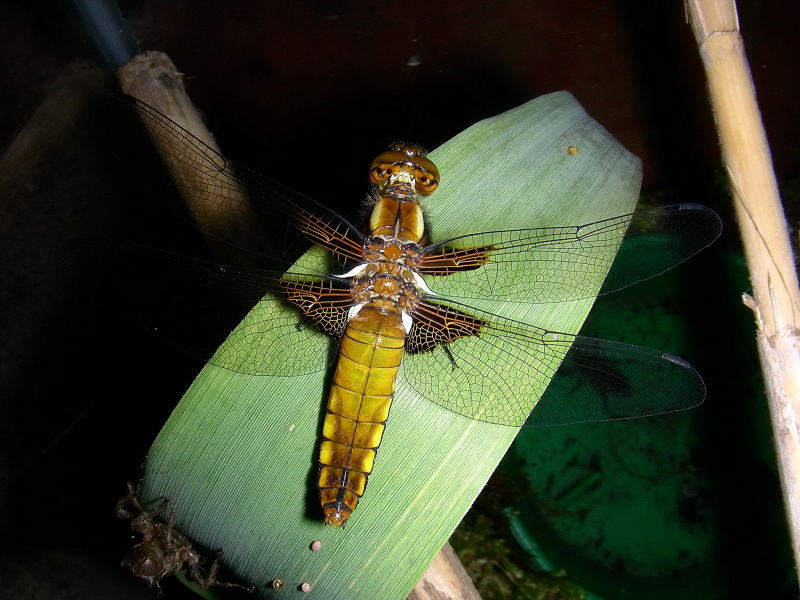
[{"xmin": 128, "ymin": 99, "xmax": 721, "ymax": 527}]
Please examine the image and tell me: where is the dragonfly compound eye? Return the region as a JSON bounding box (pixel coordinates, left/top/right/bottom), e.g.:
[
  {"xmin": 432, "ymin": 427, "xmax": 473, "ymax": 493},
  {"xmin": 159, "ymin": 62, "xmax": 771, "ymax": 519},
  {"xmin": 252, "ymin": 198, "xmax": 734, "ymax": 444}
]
[
  {"xmin": 412, "ymin": 166, "xmax": 439, "ymax": 194},
  {"xmin": 369, "ymin": 150, "xmax": 407, "ymax": 185}
]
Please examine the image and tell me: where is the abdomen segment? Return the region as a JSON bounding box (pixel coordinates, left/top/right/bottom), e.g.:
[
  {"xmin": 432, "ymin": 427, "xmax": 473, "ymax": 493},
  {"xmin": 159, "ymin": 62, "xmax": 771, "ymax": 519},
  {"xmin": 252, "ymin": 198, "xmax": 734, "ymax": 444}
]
[{"xmin": 318, "ymin": 303, "xmax": 406, "ymax": 526}]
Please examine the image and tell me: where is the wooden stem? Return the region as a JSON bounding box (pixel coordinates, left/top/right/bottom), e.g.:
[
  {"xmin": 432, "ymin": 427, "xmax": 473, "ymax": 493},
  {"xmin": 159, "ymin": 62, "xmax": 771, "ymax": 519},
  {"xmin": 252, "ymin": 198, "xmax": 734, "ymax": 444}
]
[
  {"xmin": 687, "ymin": 0, "xmax": 800, "ymax": 582},
  {"xmin": 118, "ymin": 51, "xmax": 268, "ymax": 263},
  {"xmin": 409, "ymin": 542, "xmax": 482, "ymax": 600}
]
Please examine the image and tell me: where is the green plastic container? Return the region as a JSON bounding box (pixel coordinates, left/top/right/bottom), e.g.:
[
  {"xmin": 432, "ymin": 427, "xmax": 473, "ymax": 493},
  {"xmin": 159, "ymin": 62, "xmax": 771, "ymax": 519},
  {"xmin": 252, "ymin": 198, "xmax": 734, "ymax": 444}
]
[{"xmin": 502, "ymin": 251, "xmax": 795, "ymax": 599}]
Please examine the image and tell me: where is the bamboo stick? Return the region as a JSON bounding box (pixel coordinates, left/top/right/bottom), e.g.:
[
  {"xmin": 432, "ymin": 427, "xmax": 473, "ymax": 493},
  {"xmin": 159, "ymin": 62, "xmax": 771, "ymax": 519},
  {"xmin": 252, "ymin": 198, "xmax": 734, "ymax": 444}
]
[{"xmin": 686, "ymin": 0, "xmax": 800, "ymax": 581}]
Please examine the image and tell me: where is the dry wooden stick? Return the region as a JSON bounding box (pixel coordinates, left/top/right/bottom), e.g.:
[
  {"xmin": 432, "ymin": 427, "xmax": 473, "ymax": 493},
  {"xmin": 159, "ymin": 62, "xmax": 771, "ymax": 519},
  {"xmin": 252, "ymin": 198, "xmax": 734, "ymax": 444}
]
[
  {"xmin": 118, "ymin": 51, "xmax": 268, "ymax": 264},
  {"xmin": 409, "ymin": 542, "xmax": 482, "ymax": 600},
  {"xmin": 687, "ymin": 0, "xmax": 800, "ymax": 581}
]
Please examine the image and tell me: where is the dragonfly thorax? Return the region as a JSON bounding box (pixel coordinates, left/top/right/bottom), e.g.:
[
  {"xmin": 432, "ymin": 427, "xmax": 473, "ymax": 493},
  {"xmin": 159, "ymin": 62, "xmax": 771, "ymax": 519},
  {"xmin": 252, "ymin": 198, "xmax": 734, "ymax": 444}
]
[
  {"xmin": 368, "ymin": 196, "xmax": 426, "ymax": 242},
  {"xmin": 367, "ymin": 142, "xmax": 439, "ymax": 243},
  {"xmin": 350, "ymin": 268, "xmax": 421, "ymax": 310},
  {"xmin": 363, "ymin": 237, "xmax": 423, "ymax": 269}
]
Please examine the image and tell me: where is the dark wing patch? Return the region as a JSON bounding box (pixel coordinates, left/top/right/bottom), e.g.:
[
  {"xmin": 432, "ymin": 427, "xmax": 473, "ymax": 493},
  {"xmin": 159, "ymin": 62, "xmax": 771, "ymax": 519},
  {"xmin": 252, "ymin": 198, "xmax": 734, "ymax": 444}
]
[
  {"xmin": 280, "ymin": 279, "xmax": 354, "ymax": 338},
  {"xmin": 417, "ymin": 245, "xmax": 493, "ymax": 275},
  {"xmin": 407, "ymin": 300, "xmax": 486, "ymax": 353}
]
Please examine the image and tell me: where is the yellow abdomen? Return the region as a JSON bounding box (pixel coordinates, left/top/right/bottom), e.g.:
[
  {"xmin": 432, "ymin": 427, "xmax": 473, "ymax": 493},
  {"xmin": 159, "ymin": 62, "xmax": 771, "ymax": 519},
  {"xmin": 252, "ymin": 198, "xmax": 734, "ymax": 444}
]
[{"xmin": 318, "ymin": 302, "xmax": 406, "ymax": 526}]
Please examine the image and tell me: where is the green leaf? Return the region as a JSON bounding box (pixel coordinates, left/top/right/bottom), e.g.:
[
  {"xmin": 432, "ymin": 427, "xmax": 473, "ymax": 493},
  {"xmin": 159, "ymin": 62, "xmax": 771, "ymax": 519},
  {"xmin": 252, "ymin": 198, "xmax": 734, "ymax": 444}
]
[{"xmin": 140, "ymin": 91, "xmax": 640, "ymax": 598}]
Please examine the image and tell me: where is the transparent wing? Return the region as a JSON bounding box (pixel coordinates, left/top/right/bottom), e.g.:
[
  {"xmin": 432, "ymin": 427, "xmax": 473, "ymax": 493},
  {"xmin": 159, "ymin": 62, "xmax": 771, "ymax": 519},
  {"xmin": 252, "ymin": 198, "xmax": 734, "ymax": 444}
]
[
  {"xmin": 209, "ymin": 291, "xmax": 334, "ymax": 377},
  {"xmin": 419, "ymin": 204, "xmax": 721, "ymax": 304},
  {"xmin": 115, "ymin": 98, "xmax": 370, "ymax": 374},
  {"xmin": 211, "ymin": 273, "xmax": 355, "ymax": 376},
  {"xmin": 401, "ymin": 299, "xmax": 704, "ymax": 427},
  {"xmin": 124, "ymin": 98, "xmax": 712, "ymax": 426},
  {"xmin": 109, "ymin": 243, "xmax": 351, "ymax": 377},
  {"xmin": 129, "ymin": 98, "xmax": 367, "ymax": 272}
]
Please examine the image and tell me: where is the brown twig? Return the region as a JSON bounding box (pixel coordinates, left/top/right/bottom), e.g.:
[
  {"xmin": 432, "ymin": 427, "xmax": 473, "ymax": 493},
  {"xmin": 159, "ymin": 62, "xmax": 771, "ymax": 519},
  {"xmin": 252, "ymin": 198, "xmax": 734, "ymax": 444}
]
[
  {"xmin": 118, "ymin": 51, "xmax": 268, "ymax": 264},
  {"xmin": 409, "ymin": 542, "xmax": 482, "ymax": 600}
]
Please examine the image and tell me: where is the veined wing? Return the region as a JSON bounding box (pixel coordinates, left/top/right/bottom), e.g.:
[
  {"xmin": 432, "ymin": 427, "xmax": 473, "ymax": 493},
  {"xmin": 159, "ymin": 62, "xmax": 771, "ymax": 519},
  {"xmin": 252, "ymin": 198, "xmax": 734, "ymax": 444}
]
[
  {"xmin": 419, "ymin": 203, "xmax": 721, "ymax": 304},
  {"xmin": 129, "ymin": 98, "xmax": 366, "ymax": 273},
  {"xmin": 401, "ymin": 298, "xmax": 704, "ymax": 427},
  {"xmin": 123, "ymin": 245, "xmax": 354, "ymax": 377},
  {"xmin": 211, "ymin": 271, "xmax": 354, "ymax": 376}
]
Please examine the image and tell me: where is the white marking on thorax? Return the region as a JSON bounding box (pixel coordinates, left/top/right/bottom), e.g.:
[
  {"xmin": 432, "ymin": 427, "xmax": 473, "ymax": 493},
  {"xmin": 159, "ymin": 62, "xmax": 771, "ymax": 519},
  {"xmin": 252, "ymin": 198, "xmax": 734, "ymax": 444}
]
[
  {"xmin": 401, "ymin": 310, "xmax": 413, "ymax": 334},
  {"xmin": 412, "ymin": 272, "xmax": 437, "ymax": 296},
  {"xmin": 348, "ymin": 303, "xmax": 365, "ymax": 321},
  {"xmin": 335, "ymin": 263, "xmax": 367, "ymax": 279}
]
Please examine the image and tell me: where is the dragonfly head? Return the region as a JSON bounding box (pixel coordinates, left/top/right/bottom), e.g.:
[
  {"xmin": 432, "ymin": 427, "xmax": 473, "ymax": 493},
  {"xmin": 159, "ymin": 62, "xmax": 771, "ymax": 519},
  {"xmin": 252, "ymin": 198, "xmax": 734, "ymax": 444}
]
[{"xmin": 369, "ymin": 142, "xmax": 440, "ymax": 195}]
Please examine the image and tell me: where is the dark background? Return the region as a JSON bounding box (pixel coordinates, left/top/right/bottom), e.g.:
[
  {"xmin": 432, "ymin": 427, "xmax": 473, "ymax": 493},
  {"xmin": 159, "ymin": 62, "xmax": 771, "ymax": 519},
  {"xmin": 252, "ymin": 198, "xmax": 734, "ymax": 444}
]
[{"xmin": 1, "ymin": 1, "xmax": 798, "ymax": 598}]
